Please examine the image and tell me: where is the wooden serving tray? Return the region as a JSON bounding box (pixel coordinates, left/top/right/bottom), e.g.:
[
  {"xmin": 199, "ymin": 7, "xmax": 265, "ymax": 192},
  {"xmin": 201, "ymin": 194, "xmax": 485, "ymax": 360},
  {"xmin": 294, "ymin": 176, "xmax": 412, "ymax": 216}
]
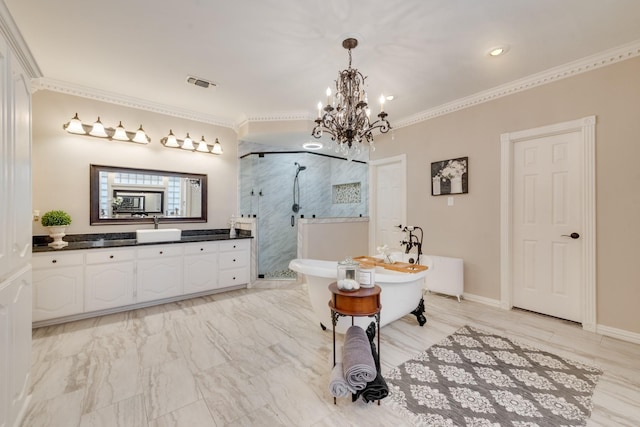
[{"xmin": 352, "ymin": 256, "xmax": 428, "ymax": 273}]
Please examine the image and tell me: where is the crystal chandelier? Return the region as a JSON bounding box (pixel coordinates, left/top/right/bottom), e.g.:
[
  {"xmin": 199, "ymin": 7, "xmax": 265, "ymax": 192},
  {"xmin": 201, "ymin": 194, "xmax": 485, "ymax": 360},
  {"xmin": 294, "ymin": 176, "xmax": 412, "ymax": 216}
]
[{"xmin": 312, "ymin": 38, "xmax": 391, "ymax": 160}]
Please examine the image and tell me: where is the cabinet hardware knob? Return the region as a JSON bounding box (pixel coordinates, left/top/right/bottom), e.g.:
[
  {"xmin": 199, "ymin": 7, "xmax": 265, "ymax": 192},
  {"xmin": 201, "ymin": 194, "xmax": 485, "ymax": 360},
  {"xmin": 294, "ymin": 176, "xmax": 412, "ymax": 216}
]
[
  {"xmin": 233, "ymin": 259, "xmax": 236, "ymax": 262},
  {"xmin": 200, "ymin": 248, "xmax": 203, "ymax": 251},
  {"xmin": 52, "ymin": 259, "xmax": 57, "ymax": 263},
  {"xmin": 110, "ymin": 255, "xmax": 114, "ymax": 259},
  {"xmin": 233, "ymin": 245, "xmax": 236, "ymax": 248},
  {"xmin": 159, "ymin": 251, "xmax": 163, "ymax": 254},
  {"xmin": 233, "ymin": 277, "xmax": 236, "ymax": 280}
]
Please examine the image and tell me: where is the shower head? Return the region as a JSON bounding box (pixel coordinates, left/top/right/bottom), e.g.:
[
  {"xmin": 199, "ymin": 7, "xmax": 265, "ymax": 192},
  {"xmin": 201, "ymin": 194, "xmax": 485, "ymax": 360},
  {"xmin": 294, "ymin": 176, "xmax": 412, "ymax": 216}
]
[{"xmin": 294, "ymin": 162, "xmax": 307, "ymax": 172}]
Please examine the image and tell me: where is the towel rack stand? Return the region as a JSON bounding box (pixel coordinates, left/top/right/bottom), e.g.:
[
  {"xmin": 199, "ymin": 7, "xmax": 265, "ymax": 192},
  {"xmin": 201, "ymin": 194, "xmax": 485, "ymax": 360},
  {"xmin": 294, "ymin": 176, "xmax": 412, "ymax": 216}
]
[{"xmin": 328, "ymin": 282, "xmax": 381, "ymax": 405}]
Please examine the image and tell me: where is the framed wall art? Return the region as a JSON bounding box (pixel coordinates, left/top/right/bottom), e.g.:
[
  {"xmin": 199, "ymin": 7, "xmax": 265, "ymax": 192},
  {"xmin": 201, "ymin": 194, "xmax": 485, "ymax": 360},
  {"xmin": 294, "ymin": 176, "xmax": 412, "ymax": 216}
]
[{"xmin": 431, "ymin": 156, "xmax": 468, "ymax": 196}]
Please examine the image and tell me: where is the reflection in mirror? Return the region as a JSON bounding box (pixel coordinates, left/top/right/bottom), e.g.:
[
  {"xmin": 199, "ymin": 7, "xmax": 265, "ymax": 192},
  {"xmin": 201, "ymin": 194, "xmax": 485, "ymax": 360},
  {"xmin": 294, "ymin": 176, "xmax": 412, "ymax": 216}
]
[{"xmin": 90, "ymin": 164, "xmax": 207, "ymax": 224}]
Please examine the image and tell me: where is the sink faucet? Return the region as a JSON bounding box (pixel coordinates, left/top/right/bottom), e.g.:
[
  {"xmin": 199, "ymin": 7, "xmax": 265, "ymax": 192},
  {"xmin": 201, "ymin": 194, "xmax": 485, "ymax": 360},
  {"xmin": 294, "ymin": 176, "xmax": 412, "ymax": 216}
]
[{"xmin": 153, "ymin": 216, "xmax": 159, "ymax": 229}]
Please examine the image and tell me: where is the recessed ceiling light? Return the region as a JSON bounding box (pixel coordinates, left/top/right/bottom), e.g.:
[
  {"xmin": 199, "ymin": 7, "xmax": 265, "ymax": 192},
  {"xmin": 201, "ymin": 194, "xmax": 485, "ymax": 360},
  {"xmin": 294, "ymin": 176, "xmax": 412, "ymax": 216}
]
[
  {"xmin": 488, "ymin": 46, "xmax": 509, "ymax": 57},
  {"xmin": 303, "ymin": 141, "xmax": 323, "ymax": 150}
]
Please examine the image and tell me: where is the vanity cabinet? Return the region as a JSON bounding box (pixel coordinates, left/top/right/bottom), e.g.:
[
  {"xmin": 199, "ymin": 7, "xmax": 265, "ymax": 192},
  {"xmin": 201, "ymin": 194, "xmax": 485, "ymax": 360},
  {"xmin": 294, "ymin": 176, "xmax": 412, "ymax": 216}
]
[
  {"xmin": 32, "ymin": 252, "xmax": 84, "ymax": 322},
  {"xmin": 85, "ymin": 249, "xmax": 135, "ymax": 312},
  {"xmin": 219, "ymin": 240, "xmax": 250, "ymax": 286},
  {"xmin": 136, "ymin": 245, "xmax": 183, "ymax": 303},
  {"xmin": 183, "ymin": 242, "xmax": 219, "ymax": 294},
  {"xmin": 32, "ymin": 238, "xmax": 251, "ymax": 326}
]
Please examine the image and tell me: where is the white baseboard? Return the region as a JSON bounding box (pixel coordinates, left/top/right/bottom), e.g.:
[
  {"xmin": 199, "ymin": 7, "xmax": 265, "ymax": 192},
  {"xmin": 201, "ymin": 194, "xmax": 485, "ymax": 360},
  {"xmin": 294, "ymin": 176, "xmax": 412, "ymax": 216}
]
[
  {"xmin": 596, "ymin": 324, "xmax": 640, "ymax": 345},
  {"xmin": 461, "ymin": 292, "xmax": 501, "ymax": 308}
]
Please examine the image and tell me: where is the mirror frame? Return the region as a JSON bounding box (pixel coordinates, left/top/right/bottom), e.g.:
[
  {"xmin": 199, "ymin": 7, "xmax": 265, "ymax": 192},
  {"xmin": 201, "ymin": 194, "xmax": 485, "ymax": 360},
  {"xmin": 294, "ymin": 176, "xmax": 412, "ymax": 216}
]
[{"xmin": 90, "ymin": 164, "xmax": 208, "ymax": 225}]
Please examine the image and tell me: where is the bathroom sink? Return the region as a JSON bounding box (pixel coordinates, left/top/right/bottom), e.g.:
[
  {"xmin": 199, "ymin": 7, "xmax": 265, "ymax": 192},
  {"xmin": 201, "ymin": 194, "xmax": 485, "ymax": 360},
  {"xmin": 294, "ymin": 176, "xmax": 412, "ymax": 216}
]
[{"xmin": 136, "ymin": 228, "xmax": 182, "ymax": 243}]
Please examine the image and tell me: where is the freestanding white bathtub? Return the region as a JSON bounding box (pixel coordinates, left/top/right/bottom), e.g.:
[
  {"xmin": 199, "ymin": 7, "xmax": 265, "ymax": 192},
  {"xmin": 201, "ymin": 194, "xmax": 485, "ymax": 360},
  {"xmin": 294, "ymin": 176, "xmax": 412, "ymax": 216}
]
[{"xmin": 289, "ymin": 258, "xmax": 429, "ymax": 334}]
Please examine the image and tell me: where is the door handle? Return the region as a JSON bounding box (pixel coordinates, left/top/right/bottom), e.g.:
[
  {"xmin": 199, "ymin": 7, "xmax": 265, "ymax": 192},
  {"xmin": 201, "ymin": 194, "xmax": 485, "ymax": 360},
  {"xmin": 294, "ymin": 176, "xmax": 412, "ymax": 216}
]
[{"xmin": 561, "ymin": 232, "xmax": 580, "ymax": 239}]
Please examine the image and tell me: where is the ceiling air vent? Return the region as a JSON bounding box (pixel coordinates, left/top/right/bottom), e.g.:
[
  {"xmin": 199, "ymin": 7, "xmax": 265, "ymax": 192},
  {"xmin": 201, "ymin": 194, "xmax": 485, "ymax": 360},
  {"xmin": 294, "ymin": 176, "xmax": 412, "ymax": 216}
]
[{"xmin": 186, "ymin": 76, "xmax": 216, "ymax": 89}]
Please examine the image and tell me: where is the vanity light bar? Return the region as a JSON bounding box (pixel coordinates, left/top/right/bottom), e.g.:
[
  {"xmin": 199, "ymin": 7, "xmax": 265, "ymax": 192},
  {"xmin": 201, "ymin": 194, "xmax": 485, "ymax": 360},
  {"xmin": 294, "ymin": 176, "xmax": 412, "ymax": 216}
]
[
  {"xmin": 63, "ymin": 113, "xmax": 150, "ymax": 144},
  {"xmin": 160, "ymin": 130, "xmax": 223, "ymax": 155}
]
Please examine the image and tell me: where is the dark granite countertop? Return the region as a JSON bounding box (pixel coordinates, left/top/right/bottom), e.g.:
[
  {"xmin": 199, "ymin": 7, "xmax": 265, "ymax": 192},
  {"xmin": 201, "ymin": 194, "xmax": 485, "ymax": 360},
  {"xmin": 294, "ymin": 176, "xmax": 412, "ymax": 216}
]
[{"xmin": 32, "ymin": 229, "xmax": 252, "ymax": 253}]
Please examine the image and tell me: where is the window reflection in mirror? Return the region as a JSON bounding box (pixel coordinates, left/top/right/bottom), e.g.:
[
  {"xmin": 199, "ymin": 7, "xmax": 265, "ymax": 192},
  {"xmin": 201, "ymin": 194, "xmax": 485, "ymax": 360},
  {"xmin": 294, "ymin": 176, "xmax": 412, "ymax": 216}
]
[{"xmin": 90, "ymin": 164, "xmax": 207, "ymax": 224}]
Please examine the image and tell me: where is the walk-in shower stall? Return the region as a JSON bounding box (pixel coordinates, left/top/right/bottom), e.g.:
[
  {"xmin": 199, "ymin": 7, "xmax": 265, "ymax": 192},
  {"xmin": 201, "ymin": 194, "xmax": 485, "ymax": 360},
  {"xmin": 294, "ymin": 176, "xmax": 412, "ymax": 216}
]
[{"xmin": 239, "ymin": 152, "xmax": 368, "ymax": 279}]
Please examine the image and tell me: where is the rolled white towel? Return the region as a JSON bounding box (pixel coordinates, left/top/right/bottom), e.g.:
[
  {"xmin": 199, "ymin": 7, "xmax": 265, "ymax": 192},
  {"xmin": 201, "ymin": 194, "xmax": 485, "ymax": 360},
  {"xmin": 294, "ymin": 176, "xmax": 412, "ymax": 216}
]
[{"xmin": 329, "ymin": 362, "xmax": 355, "ymax": 398}]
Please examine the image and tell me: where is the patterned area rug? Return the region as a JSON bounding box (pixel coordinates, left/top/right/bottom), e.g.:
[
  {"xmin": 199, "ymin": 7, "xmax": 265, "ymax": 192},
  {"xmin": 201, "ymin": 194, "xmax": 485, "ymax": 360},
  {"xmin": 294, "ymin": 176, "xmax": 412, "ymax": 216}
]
[{"xmin": 385, "ymin": 326, "xmax": 602, "ymax": 426}]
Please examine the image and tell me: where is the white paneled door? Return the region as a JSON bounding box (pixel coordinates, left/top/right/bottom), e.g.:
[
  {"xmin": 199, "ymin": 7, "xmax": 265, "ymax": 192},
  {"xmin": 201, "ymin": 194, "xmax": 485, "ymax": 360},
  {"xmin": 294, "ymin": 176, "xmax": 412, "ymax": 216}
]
[
  {"xmin": 512, "ymin": 132, "xmax": 583, "ymax": 322},
  {"xmin": 369, "ymin": 155, "xmax": 406, "ymax": 254}
]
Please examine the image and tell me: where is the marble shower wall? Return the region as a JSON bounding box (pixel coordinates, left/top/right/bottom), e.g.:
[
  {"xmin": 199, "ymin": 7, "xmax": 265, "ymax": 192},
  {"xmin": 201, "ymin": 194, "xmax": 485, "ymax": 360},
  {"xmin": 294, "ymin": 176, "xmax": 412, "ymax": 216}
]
[{"xmin": 239, "ymin": 153, "xmax": 368, "ymax": 276}]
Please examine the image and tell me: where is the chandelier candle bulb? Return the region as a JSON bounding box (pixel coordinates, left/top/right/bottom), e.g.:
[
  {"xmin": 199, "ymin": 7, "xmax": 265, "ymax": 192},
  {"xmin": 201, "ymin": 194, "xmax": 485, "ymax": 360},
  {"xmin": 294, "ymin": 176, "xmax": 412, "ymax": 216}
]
[
  {"xmin": 317, "ymin": 101, "xmax": 322, "ymax": 118},
  {"xmin": 326, "ymin": 87, "xmax": 331, "ymax": 106},
  {"xmin": 379, "ymin": 94, "xmax": 385, "ymax": 112}
]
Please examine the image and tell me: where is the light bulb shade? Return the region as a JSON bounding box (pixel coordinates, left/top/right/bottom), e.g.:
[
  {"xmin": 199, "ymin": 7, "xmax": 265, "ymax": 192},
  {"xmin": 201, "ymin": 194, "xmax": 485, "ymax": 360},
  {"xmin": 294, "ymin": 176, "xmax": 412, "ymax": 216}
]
[
  {"xmin": 211, "ymin": 138, "xmax": 223, "ymax": 154},
  {"xmin": 89, "ymin": 117, "xmax": 108, "ymax": 137},
  {"xmin": 132, "ymin": 125, "xmax": 148, "ymax": 143},
  {"xmin": 65, "ymin": 113, "xmax": 86, "ymax": 134},
  {"xmin": 112, "ymin": 121, "xmax": 130, "ymax": 141},
  {"xmin": 164, "ymin": 130, "xmax": 179, "ymax": 147},
  {"xmin": 181, "ymin": 133, "xmax": 194, "ymax": 150},
  {"xmin": 196, "ymin": 136, "xmax": 209, "ymax": 152}
]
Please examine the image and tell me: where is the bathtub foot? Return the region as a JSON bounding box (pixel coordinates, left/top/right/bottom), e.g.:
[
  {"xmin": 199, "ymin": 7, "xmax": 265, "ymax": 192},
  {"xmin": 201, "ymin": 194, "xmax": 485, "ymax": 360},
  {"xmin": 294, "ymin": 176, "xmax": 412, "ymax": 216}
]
[
  {"xmin": 411, "ymin": 297, "xmax": 427, "ymax": 326},
  {"xmin": 320, "ymin": 322, "xmax": 327, "ymax": 331}
]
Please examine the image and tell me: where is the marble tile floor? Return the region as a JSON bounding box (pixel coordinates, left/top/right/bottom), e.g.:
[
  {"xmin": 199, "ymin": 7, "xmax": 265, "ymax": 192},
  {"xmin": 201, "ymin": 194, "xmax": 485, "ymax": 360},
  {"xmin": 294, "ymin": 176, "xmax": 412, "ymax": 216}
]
[{"xmin": 22, "ymin": 281, "xmax": 640, "ymax": 427}]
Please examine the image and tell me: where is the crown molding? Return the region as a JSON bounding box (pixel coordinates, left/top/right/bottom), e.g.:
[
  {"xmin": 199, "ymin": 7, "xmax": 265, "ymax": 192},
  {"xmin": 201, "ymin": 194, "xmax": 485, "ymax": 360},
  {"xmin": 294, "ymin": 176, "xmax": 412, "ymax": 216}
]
[
  {"xmin": 32, "ymin": 77, "xmax": 237, "ymax": 130},
  {"xmin": 0, "ymin": 1, "xmax": 42, "ymax": 78},
  {"xmin": 236, "ymin": 111, "xmax": 313, "ymax": 130},
  {"xmin": 395, "ymin": 39, "xmax": 640, "ymax": 129}
]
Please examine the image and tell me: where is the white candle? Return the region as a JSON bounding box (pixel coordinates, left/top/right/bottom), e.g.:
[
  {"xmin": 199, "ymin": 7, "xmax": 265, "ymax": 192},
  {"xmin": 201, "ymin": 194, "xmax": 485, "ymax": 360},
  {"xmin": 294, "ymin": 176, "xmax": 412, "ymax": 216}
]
[
  {"xmin": 317, "ymin": 101, "xmax": 322, "ymax": 118},
  {"xmin": 379, "ymin": 94, "xmax": 386, "ymax": 112},
  {"xmin": 326, "ymin": 87, "xmax": 331, "ymax": 106}
]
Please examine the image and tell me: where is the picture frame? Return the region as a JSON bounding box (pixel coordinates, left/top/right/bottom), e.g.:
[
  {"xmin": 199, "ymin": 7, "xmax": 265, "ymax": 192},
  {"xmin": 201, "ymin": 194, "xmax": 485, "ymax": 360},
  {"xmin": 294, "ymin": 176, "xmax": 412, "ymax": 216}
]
[{"xmin": 431, "ymin": 156, "xmax": 468, "ymax": 196}]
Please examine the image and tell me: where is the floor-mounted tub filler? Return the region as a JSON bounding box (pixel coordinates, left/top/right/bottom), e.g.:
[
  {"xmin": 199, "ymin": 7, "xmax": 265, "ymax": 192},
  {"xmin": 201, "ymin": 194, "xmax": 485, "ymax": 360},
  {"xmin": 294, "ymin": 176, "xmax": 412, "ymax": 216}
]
[{"xmin": 289, "ymin": 258, "xmax": 429, "ymax": 334}]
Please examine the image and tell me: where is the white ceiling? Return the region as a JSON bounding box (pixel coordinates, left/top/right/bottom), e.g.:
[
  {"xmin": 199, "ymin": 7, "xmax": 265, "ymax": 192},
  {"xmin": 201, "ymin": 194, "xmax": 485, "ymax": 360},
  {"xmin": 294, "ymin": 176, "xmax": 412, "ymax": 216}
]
[{"xmin": 6, "ymin": 0, "xmax": 640, "ymax": 149}]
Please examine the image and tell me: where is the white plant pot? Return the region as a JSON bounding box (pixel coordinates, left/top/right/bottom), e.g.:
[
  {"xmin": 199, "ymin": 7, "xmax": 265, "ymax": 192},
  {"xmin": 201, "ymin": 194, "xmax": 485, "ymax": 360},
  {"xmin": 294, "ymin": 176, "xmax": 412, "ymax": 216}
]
[{"xmin": 48, "ymin": 226, "xmax": 68, "ymax": 249}]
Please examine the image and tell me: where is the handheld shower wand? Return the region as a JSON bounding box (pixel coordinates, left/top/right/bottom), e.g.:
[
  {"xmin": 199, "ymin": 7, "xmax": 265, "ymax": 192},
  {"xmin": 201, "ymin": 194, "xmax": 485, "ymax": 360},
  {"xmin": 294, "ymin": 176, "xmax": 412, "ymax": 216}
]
[{"xmin": 292, "ymin": 162, "xmax": 307, "ymax": 214}]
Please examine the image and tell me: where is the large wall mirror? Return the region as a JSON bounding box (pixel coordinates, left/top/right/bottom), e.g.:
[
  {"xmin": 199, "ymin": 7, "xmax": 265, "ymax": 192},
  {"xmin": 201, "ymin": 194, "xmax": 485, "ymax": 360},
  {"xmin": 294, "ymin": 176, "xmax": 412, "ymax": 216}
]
[{"xmin": 90, "ymin": 164, "xmax": 207, "ymax": 225}]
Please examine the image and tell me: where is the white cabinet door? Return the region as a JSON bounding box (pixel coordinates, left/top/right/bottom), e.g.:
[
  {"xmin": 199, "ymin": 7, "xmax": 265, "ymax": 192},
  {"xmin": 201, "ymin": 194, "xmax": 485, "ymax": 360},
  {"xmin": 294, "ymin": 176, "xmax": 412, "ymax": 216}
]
[
  {"xmin": 184, "ymin": 242, "xmax": 218, "ymax": 294},
  {"xmin": 136, "ymin": 246, "xmax": 183, "ymax": 303},
  {"xmin": 9, "ymin": 59, "xmax": 32, "ymax": 273},
  {"xmin": 32, "ymin": 265, "xmax": 84, "ymax": 322},
  {"xmin": 85, "ymin": 262, "xmax": 135, "ymax": 312},
  {"xmin": 0, "ymin": 41, "xmax": 32, "ymax": 282},
  {"xmin": 0, "ymin": 279, "xmax": 11, "ymax": 427},
  {"xmin": 85, "ymin": 249, "xmax": 135, "ymax": 312},
  {"xmin": 0, "ymin": 268, "xmax": 32, "ymax": 427}
]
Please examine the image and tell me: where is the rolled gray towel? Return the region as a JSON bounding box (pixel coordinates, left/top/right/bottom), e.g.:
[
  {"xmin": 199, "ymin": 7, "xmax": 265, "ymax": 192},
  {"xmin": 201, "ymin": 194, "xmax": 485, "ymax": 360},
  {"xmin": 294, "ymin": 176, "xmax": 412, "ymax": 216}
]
[
  {"xmin": 329, "ymin": 362, "xmax": 355, "ymax": 398},
  {"xmin": 342, "ymin": 326, "xmax": 377, "ymax": 390}
]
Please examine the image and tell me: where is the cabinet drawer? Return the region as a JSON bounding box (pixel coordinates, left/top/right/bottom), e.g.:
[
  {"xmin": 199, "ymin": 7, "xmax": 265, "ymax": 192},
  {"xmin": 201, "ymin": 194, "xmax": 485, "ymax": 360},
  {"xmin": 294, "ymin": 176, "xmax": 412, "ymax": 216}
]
[
  {"xmin": 219, "ymin": 251, "xmax": 248, "ymax": 268},
  {"xmin": 33, "ymin": 252, "xmax": 84, "ymax": 269},
  {"xmin": 137, "ymin": 245, "xmax": 183, "ymax": 259},
  {"xmin": 183, "ymin": 242, "xmax": 218, "ymax": 255},
  {"xmin": 219, "ymin": 239, "xmax": 249, "ymax": 252},
  {"xmin": 86, "ymin": 249, "xmax": 135, "ymax": 264},
  {"xmin": 219, "ymin": 268, "xmax": 249, "ymax": 286}
]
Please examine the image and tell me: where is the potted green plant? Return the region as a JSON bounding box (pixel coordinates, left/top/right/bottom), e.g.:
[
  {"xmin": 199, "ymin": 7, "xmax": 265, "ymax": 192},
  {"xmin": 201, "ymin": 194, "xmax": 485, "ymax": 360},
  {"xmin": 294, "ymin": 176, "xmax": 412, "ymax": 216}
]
[{"xmin": 41, "ymin": 210, "xmax": 72, "ymax": 249}]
